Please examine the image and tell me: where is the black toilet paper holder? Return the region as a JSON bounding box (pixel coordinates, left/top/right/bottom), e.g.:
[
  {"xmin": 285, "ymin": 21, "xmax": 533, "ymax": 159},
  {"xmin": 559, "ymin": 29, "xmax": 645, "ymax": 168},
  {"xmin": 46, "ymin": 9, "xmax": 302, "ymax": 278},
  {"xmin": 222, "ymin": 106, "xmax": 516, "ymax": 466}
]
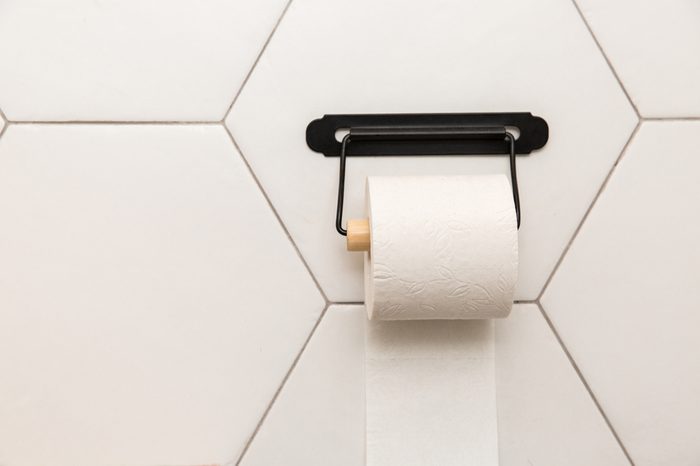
[{"xmin": 305, "ymin": 112, "xmax": 549, "ymax": 235}]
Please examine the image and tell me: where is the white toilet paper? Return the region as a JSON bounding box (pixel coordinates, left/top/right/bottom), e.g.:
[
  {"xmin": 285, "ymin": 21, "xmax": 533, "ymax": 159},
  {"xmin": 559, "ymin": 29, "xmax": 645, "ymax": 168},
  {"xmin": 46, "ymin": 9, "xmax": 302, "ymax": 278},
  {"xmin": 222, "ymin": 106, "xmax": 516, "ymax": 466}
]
[
  {"xmin": 364, "ymin": 175, "xmax": 517, "ymax": 466},
  {"xmin": 366, "ymin": 319, "xmax": 498, "ymax": 466},
  {"xmin": 364, "ymin": 175, "xmax": 518, "ymax": 320}
]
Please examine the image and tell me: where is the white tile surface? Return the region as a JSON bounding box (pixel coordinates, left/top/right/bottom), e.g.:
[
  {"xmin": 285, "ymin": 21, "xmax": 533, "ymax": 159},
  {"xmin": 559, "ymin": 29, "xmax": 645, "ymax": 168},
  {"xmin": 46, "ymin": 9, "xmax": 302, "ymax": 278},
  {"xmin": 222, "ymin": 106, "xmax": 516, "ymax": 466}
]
[
  {"xmin": 241, "ymin": 305, "xmax": 365, "ymax": 466},
  {"xmin": 241, "ymin": 305, "xmax": 628, "ymax": 466},
  {"xmin": 576, "ymin": 0, "xmax": 700, "ymax": 117},
  {"xmin": 0, "ymin": 125, "xmax": 325, "ymax": 466},
  {"xmin": 0, "ymin": 1, "xmax": 695, "ymax": 464},
  {"xmin": 0, "ymin": 0, "xmax": 287, "ymax": 121},
  {"xmin": 542, "ymin": 121, "xmax": 700, "ymax": 466},
  {"xmin": 497, "ymin": 305, "xmax": 629, "ymax": 466},
  {"xmin": 227, "ymin": 0, "xmax": 637, "ymax": 302}
]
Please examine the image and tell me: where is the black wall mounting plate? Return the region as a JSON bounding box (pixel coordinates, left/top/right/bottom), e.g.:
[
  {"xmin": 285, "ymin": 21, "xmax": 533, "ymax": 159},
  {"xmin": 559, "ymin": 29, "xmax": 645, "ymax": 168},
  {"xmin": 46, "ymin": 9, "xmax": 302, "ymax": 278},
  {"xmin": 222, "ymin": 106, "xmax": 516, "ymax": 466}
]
[{"xmin": 306, "ymin": 112, "xmax": 549, "ymax": 157}]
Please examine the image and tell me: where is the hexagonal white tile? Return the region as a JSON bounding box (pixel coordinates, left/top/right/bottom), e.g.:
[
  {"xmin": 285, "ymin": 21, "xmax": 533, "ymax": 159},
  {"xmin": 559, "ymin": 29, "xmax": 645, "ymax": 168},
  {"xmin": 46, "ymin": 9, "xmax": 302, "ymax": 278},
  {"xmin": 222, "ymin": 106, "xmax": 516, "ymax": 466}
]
[
  {"xmin": 576, "ymin": 0, "xmax": 700, "ymax": 117},
  {"xmin": 241, "ymin": 305, "xmax": 365, "ymax": 466},
  {"xmin": 0, "ymin": 125, "xmax": 324, "ymax": 466},
  {"xmin": 227, "ymin": 0, "xmax": 637, "ymax": 302},
  {"xmin": 542, "ymin": 121, "xmax": 700, "ymax": 466},
  {"xmin": 497, "ymin": 305, "xmax": 629, "ymax": 466},
  {"xmin": 240, "ymin": 304, "xmax": 629, "ymax": 466},
  {"xmin": 0, "ymin": 0, "xmax": 287, "ymax": 121}
]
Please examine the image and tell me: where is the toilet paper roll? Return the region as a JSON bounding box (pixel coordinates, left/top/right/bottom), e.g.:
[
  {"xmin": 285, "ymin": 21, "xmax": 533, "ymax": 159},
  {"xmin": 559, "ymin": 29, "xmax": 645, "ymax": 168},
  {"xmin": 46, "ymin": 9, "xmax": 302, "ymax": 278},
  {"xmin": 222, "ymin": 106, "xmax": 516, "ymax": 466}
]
[
  {"xmin": 364, "ymin": 175, "xmax": 518, "ymax": 320},
  {"xmin": 364, "ymin": 175, "xmax": 514, "ymax": 465}
]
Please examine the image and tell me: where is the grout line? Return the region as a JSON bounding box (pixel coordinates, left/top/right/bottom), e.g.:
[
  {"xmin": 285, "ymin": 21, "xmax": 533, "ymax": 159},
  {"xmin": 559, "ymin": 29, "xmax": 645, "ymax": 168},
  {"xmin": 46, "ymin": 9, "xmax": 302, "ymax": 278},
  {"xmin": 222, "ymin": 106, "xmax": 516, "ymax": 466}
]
[
  {"xmin": 642, "ymin": 116, "xmax": 700, "ymax": 122},
  {"xmin": 535, "ymin": 301, "xmax": 636, "ymax": 465},
  {"xmin": 329, "ymin": 300, "xmax": 537, "ymax": 305},
  {"xmin": 155, "ymin": 464, "xmax": 228, "ymax": 466},
  {"xmin": 0, "ymin": 108, "xmax": 7, "ymax": 139},
  {"xmin": 223, "ymin": 124, "xmax": 329, "ymax": 304},
  {"xmin": 5, "ymin": 115, "xmax": 698, "ymax": 125},
  {"xmin": 570, "ymin": 0, "xmax": 641, "ymax": 119},
  {"xmin": 537, "ymin": 120, "xmax": 641, "ymax": 301},
  {"xmin": 329, "ymin": 300, "xmax": 537, "ymax": 307},
  {"xmin": 7, "ymin": 120, "xmax": 220, "ymax": 125},
  {"xmin": 234, "ymin": 303, "xmax": 330, "ymax": 465},
  {"xmin": 221, "ymin": 0, "xmax": 294, "ymax": 122}
]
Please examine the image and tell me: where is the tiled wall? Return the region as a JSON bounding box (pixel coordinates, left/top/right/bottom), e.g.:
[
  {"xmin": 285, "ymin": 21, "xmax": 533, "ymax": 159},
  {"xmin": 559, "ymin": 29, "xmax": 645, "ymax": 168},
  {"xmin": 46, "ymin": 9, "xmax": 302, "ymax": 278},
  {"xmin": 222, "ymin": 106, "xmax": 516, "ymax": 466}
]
[{"xmin": 0, "ymin": 1, "xmax": 697, "ymax": 465}]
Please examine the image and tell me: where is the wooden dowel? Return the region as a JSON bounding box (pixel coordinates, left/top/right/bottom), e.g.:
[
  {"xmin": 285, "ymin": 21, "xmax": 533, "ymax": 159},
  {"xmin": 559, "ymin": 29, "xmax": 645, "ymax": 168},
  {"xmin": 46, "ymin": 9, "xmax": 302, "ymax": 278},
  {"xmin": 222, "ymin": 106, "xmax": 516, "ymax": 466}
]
[{"xmin": 347, "ymin": 218, "xmax": 370, "ymax": 252}]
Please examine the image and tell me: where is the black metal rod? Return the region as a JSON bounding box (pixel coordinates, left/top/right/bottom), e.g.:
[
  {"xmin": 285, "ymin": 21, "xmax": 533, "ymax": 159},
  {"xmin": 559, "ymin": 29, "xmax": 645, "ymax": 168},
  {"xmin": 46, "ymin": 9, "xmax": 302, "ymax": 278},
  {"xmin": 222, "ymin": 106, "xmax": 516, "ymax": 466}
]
[
  {"xmin": 349, "ymin": 126, "xmax": 507, "ymax": 141},
  {"xmin": 505, "ymin": 132, "xmax": 521, "ymax": 228},
  {"xmin": 336, "ymin": 133, "xmax": 351, "ymax": 235}
]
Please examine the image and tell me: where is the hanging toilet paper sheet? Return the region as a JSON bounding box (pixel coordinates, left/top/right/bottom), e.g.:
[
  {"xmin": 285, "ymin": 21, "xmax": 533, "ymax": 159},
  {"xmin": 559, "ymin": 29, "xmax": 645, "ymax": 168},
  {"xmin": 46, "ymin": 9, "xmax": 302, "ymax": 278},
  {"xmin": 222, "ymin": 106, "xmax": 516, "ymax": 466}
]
[
  {"xmin": 363, "ymin": 175, "xmax": 518, "ymax": 465},
  {"xmin": 366, "ymin": 319, "xmax": 498, "ymax": 465}
]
